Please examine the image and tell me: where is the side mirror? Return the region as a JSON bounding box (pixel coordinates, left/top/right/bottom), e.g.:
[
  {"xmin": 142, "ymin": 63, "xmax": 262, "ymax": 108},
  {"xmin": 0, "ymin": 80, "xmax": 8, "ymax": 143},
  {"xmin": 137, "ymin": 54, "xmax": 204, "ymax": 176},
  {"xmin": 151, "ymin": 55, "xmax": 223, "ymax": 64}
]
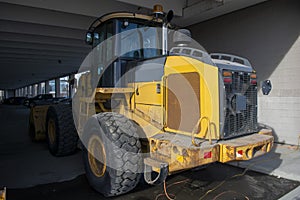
[
  {"xmin": 85, "ymin": 31, "xmax": 93, "ymax": 45},
  {"xmin": 262, "ymin": 80, "xmax": 272, "ymax": 95},
  {"xmin": 166, "ymin": 10, "xmax": 174, "ymax": 23}
]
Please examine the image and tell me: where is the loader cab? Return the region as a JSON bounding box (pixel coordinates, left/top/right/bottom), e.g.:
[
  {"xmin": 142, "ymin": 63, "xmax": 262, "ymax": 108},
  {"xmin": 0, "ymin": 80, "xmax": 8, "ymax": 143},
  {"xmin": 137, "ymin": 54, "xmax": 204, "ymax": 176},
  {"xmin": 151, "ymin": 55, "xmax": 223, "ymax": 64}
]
[{"xmin": 85, "ymin": 16, "xmax": 164, "ymax": 88}]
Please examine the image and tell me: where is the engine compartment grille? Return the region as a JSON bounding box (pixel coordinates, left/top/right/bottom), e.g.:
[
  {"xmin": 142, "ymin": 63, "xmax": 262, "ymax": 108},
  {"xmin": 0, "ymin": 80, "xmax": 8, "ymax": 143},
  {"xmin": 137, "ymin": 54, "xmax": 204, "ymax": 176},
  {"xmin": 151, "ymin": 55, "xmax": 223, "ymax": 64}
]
[{"xmin": 223, "ymin": 71, "xmax": 258, "ymax": 138}]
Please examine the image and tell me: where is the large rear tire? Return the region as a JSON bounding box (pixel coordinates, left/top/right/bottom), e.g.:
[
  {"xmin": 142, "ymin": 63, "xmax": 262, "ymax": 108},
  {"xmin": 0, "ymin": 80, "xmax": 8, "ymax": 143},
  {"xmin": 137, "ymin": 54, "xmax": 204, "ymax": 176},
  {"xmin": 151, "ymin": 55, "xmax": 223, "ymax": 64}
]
[
  {"xmin": 46, "ymin": 103, "xmax": 78, "ymax": 156},
  {"xmin": 82, "ymin": 112, "xmax": 142, "ymax": 197}
]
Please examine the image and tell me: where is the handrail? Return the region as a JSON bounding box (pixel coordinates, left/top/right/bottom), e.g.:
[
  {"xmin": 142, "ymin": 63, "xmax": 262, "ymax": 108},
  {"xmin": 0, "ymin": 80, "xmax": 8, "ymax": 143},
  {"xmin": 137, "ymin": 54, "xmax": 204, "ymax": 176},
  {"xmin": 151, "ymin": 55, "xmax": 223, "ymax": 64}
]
[{"xmin": 191, "ymin": 116, "xmax": 212, "ymax": 146}]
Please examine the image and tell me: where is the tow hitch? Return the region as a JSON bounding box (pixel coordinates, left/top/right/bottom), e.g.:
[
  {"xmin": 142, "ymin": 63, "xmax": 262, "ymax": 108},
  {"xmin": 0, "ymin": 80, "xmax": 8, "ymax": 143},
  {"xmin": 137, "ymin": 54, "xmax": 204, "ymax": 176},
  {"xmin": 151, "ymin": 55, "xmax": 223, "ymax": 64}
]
[{"xmin": 144, "ymin": 157, "xmax": 168, "ymax": 185}]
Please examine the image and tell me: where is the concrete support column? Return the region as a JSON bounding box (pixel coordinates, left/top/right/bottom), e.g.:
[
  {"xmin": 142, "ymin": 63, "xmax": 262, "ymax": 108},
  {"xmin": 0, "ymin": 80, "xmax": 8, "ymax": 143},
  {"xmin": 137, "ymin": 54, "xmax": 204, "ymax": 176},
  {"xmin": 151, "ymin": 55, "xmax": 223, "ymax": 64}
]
[
  {"xmin": 30, "ymin": 86, "xmax": 33, "ymax": 96},
  {"xmin": 0, "ymin": 90, "xmax": 3, "ymax": 101},
  {"xmin": 55, "ymin": 78, "xmax": 60, "ymax": 97},
  {"xmin": 45, "ymin": 81, "xmax": 50, "ymax": 94},
  {"xmin": 42, "ymin": 82, "xmax": 46, "ymax": 94},
  {"xmin": 27, "ymin": 86, "xmax": 30, "ymax": 96},
  {"xmin": 37, "ymin": 83, "xmax": 41, "ymax": 95},
  {"xmin": 25, "ymin": 87, "xmax": 28, "ymax": 96},
  {"xmin": 69, "ymin": 74, "xmax": 75, "ymax": 98},
  {"xmin": 32, "ymin": 85, "xmax": 36, "ymax": 96}
]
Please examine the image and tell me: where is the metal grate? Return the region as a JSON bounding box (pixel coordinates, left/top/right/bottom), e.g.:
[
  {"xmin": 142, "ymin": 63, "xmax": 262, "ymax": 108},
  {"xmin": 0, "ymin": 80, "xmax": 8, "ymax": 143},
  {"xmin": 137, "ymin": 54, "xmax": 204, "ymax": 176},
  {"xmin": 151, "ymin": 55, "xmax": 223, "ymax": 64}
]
[{"xmin": 223, "ymin": 71, "xmax": 258, "ymax": 138}]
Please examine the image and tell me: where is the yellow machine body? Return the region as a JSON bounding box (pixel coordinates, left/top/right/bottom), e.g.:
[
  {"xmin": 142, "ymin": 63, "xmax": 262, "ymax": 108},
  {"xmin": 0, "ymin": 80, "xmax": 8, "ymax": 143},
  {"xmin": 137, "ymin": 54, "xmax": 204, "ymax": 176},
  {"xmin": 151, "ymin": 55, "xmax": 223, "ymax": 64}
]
[{"xmin": 76, "ymin": 55, "xmax": 273, "ymax": 174}]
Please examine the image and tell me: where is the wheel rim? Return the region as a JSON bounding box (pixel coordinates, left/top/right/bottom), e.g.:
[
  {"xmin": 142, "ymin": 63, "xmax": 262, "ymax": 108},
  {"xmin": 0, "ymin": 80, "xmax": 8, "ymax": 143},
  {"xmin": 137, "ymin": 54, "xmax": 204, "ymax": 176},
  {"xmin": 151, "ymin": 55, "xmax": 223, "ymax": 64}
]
[
  {"xmin": 88, "ymin": 135, "xmax": 106, "ymax": 177},
  {"xmin": 48, "ymin": 119, "xmax": 56, "ymax": 144}
]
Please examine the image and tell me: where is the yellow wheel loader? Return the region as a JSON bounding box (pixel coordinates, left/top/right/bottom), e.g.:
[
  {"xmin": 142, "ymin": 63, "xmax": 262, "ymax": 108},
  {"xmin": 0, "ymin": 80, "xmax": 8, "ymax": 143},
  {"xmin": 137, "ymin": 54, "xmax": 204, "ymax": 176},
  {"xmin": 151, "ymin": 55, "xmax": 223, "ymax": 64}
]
[{"xmin": 29, "ymin": 5, "xmax": 273, "ymax": 197}]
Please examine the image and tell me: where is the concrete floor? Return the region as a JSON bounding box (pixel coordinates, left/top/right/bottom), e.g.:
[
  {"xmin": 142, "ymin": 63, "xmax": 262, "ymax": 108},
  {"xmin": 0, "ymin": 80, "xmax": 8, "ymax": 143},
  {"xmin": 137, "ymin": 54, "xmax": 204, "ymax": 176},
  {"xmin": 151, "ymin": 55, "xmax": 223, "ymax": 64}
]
[
  {"xmin": 0, "ymin": 105, "xmax": 84, "ymax": 188},
  {"xmin": 231, "ymin": 144, "xmax": 300, "ymax": 182},
  {"xmin": 1, "ymin": 104, "xmax": 300, "ymax": 199},
  {"xmin": 230, "ymin": 143, "xmax": 300, "ymax": 199},
  {"xmin": 8, "ymin": 164, "xmax": 299, "ymax": 200}
]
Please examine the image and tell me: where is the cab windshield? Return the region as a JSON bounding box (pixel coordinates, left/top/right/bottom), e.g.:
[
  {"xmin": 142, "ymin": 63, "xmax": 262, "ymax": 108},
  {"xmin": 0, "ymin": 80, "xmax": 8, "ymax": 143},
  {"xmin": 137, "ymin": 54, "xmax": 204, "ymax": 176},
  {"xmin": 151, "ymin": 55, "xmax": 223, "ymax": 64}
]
[
  {"xmin": 93, "ymin": 19, "xmax": 162, "ymax": 61},
  {"xmin": 92, "ymin": 18, "xmax": 163, "ymax": 87},
  {"xmin": 118, "ymin": 19, "xmax": 162, "ymax": 59}
]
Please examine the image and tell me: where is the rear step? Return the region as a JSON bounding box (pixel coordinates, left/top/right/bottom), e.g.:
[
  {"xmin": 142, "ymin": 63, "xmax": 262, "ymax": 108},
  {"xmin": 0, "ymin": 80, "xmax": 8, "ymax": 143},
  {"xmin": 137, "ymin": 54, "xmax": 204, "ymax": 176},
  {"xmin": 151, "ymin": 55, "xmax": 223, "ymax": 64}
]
[
  {"xmin": 218, "ymin": 133, "xmax": 274, "ymax": 163},
  {"xmin": 148, "ymin": 132, "xmax": 219, "ymax": 173}
]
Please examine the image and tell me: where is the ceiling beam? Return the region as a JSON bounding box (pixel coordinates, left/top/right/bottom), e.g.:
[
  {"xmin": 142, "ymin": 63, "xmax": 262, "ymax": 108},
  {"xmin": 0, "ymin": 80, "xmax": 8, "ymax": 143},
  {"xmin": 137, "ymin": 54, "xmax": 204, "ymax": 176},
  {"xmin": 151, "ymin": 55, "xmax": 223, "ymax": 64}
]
[
  {"xmin": 0, "ymin": 52, "xmax": 85, "ymax": 60},
  {"xmin": 0, "ymin": 58, "xmax": 80, "ymax": 67},
  {"xmin": 0, "ymin": 54, "xmax": 84, "ymax": 63},
  {"xmin": 0, "ymin": 0, "xmax": 141, "ymax": 18},
  {"xmin": 0, "ymin": 40, "xmax": 89, "ymax": 54},
  {"xmin": 175, "ymin": 0, "xmax": 268, "ymax": 26},
  {"xmin": 0, "ymin": 2, "xmax": 95, "ymax": 30},
  {"xmin": 0, "ymin": 32, "xmax": 87, "ymax": 48},
  {"xmin": 0, "ymin": 47, "xmax": 87, "ymax": 59},
  {"xmin": 0, "ymin": 19, "xmax": 86, "ymax": 40}
]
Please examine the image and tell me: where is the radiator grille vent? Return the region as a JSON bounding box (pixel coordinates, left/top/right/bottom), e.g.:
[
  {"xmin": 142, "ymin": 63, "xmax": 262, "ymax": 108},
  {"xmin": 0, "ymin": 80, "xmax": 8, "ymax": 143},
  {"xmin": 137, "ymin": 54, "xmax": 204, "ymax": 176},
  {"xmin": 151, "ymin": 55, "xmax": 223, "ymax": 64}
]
[{"xmin": 223, "ymin": 72, "xmax": 258, "ymax": 138}]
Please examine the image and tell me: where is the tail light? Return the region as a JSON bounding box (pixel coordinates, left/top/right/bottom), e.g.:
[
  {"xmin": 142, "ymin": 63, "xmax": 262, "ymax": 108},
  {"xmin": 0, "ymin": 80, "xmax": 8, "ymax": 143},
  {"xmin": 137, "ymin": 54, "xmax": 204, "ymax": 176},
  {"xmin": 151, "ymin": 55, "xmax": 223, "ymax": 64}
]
[
  {"xmin": 223, "ymin": 70, "xmax": 232, "ymax": 84},
  {"xmin": 250, "ymin": 72, "xmax": 257, "ymax": 85},
  {"xmin": 236, "ymin": 150, "xmax": 243, "ymax": 158},
  {"xmin": 204, "ymin": 151, "xmax": 212, "ymax": 159}
]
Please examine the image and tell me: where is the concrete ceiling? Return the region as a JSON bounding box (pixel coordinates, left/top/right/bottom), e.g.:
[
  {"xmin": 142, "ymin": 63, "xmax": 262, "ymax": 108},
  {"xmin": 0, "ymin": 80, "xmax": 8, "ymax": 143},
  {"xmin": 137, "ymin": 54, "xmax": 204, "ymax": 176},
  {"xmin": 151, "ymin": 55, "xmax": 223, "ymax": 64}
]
[{"xmin": 0, "ymin": 0, "xmax": 267, "ymax": 90}]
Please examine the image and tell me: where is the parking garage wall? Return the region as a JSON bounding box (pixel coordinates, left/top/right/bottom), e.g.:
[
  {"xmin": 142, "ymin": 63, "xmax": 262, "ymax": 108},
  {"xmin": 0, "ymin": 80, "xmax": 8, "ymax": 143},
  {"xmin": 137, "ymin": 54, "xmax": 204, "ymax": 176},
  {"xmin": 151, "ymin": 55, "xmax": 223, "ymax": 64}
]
[{"xmin": 188, "ymin": 0, "xmax": 300, "ymax": 145}]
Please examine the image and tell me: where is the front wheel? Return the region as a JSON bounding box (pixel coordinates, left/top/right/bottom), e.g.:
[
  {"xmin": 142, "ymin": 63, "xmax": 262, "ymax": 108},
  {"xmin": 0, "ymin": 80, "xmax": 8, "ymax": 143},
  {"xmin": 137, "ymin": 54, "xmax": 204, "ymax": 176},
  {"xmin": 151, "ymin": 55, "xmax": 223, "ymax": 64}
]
[{"xmin": 82, "ymin": 112, "xmax": 142, "ymax": 197}]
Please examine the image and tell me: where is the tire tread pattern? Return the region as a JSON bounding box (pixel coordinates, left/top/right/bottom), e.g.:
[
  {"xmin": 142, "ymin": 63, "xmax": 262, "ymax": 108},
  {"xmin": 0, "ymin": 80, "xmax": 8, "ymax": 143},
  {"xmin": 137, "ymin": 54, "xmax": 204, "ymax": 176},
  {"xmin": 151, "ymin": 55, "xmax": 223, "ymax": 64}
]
[
  {"xmin": 47, "ymin": 103, "xmax": 78, "ymax": 156},
  {"xmin": 92, "ymin": 112, "xmax": 142, "ymax": 196}
]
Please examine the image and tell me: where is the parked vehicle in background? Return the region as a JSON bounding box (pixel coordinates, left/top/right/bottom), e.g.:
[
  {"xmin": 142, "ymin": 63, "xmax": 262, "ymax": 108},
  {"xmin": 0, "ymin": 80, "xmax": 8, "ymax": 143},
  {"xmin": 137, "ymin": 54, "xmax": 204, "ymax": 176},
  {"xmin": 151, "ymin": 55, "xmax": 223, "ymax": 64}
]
[
  {"xmin": 23, "ymin": 94, "xmax": 54, "ymax": 108},
  {"xmin": 1, "ymin": 97, "xmax": 27, "ymax": 105}
]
